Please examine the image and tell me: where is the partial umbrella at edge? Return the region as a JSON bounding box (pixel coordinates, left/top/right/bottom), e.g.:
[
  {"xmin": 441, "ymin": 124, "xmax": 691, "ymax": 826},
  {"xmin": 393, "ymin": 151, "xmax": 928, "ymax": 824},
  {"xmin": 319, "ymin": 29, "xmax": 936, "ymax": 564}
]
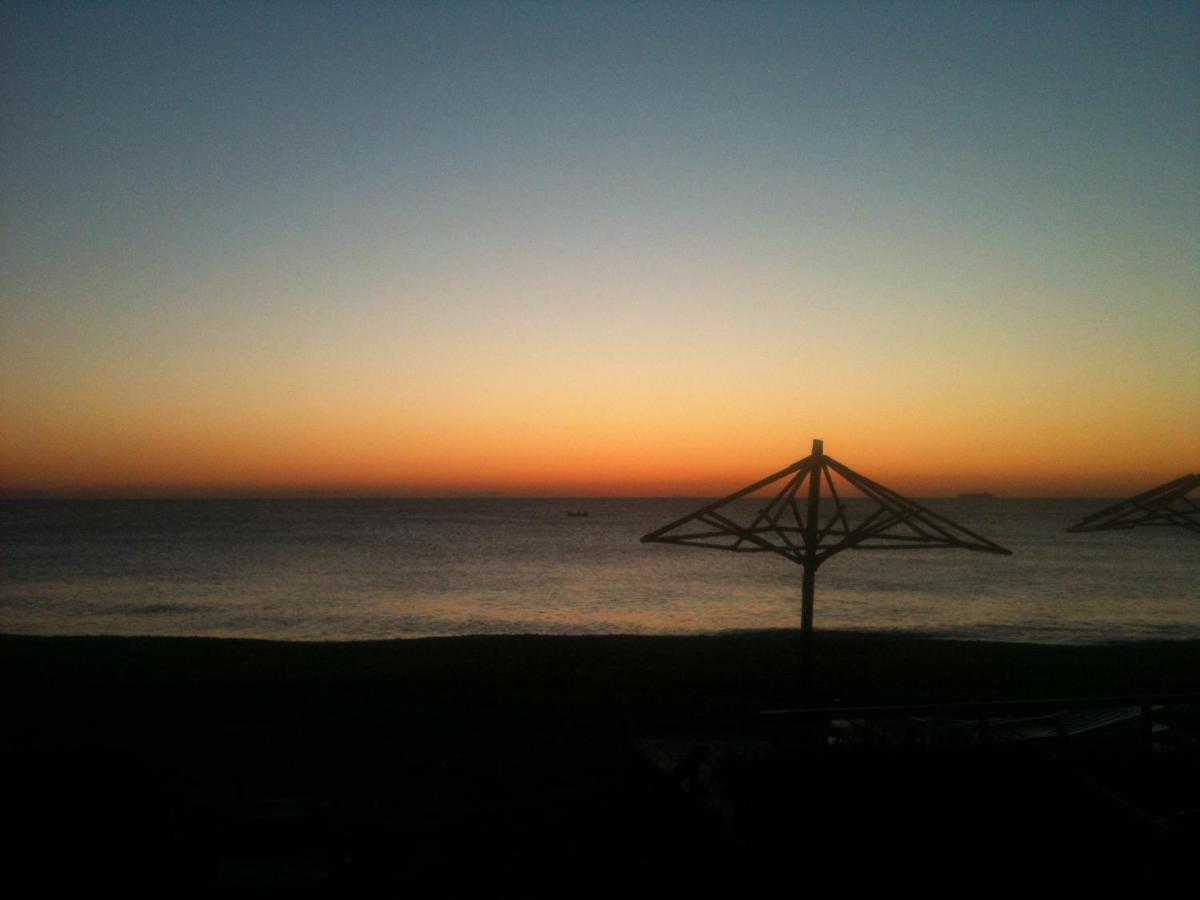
[{"xmin": 1067, "ymin": 473, "xmax": 1200, "ymax": 535}]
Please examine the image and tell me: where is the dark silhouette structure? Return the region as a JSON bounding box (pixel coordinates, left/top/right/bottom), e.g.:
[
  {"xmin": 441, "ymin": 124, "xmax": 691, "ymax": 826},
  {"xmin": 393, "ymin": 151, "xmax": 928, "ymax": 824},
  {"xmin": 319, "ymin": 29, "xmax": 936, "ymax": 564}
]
[
  {"xmin": 641, "ymin": 439, "xmax": 1012, "ymax": 680},
  {"xmin": 1067, "ymin": 473, "xmax": 1200, "ymax": 535}
]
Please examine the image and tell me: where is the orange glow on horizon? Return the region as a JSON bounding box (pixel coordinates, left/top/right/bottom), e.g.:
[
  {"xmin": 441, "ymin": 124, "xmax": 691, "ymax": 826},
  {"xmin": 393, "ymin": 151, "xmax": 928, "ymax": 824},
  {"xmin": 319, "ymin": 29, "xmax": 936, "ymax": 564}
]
[
  {"xmin": 4, "ymin": 332, "xmax": 1196, "ymax": 500},
  {"xmin": 3, "ymin": 420, "xmax": 1195, "ymax": 499}
]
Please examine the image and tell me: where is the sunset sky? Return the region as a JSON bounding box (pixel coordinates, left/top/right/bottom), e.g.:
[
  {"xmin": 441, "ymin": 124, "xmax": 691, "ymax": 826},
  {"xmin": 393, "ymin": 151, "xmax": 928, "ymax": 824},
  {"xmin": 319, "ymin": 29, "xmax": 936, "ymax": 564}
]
[{"xmin": 2, "ymin": 1, "xmax": 1197, "ymax": 498}]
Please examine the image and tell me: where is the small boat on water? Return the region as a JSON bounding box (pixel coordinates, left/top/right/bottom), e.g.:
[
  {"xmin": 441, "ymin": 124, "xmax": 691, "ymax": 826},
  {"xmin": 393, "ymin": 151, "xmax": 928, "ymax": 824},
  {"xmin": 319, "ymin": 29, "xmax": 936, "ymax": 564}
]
[
  {"xmin": 566, "ymin": 509, "xmax": 589, "ymax": 518},
  {"xmin": 957, "ymin": 492, "xmax": 995, "ymax": 500}
]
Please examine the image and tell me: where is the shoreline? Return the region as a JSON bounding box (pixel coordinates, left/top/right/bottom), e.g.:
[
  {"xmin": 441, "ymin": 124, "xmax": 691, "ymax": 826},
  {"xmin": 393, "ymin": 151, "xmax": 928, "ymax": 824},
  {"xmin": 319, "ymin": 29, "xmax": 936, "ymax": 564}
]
[
  {"xmin": 6, "ymin": 623, "xmax": 1198, "ymax": 643},
  {"xmin": 6, "ymin": 628, "xmax": 1199, "ymax": 706}
]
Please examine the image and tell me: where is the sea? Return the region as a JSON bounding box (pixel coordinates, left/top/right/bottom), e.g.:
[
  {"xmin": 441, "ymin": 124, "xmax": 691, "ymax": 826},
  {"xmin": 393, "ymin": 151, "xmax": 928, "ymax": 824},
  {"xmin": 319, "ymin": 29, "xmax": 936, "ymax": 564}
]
[{"xmin": 1, "ymin": 498, "xmax": 1197, "ymax": 645}]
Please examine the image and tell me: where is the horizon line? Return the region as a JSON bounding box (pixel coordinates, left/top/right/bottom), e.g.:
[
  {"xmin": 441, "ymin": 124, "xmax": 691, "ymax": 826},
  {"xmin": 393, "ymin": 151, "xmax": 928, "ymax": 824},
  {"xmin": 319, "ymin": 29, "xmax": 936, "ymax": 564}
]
[{"xmin": 0, "ymin": 490, "xmax": 1138, "ymax": 502}]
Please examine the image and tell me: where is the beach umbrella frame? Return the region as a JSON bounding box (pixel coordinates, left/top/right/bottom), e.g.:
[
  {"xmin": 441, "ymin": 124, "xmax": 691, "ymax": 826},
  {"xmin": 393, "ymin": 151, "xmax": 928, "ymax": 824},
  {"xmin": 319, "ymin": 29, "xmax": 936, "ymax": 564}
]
[{"xmin": 641, "ymin": 439, "xmax": 1013, "ymax": 680}]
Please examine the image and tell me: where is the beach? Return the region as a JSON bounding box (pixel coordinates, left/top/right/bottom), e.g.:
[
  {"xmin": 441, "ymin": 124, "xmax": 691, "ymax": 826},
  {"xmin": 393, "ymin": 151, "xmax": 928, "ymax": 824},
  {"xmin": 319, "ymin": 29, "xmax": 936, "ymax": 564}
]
[{"xmin": 6, "ymin": 630, "xmax": 1198, "ymax": 888}]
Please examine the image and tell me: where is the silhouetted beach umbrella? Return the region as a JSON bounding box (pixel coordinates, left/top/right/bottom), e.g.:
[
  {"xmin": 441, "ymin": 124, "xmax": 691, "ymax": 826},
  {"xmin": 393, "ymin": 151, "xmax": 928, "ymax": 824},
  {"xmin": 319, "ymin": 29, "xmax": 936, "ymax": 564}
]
[
  {"xmin": 641, "ymin": 439, "xmax": 1012, "ymax": 679},
  {"xmin": 1067, "ymin": 473, "xmax": 1200, "ymax": 535}
]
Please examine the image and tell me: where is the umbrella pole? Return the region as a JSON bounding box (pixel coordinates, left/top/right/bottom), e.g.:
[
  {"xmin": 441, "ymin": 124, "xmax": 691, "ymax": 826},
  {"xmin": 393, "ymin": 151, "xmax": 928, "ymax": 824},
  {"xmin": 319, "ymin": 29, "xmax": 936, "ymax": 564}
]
[
  {"xmin": 800, "ymin": 439, "xmax": 823, "ymax": 692},
  {"xmin": 800, "ymin": 562, "xmax": 815, "ymax": 690}
]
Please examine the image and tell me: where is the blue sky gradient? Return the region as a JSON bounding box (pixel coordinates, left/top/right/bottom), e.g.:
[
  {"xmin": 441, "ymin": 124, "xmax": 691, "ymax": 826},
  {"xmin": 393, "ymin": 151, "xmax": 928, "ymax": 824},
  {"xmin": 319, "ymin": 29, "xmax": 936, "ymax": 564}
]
[{"xmin": 2, "ymin": 1, "xmax": 1197, "ymax": 495}]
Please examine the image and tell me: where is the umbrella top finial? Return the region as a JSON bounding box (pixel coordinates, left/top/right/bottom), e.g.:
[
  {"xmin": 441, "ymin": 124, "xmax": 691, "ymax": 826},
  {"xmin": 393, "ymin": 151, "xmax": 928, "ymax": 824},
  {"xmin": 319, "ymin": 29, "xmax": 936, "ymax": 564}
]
[{"xmin": 811, "ymin": 438, "xmax": 823, "ymax": 457}]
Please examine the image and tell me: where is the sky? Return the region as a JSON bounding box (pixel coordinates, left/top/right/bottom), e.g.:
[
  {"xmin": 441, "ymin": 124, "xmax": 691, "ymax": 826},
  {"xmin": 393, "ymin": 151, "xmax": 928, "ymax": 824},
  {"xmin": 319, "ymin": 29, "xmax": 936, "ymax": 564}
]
[{"xmin": 1, "ymin": 0, "xmax": 1197, "ymax": 497}]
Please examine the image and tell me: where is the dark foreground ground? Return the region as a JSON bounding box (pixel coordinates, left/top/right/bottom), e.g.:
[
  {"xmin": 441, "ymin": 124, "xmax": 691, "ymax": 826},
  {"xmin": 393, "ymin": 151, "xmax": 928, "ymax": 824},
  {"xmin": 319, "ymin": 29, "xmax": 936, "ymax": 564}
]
[{"xmin": 4, "ymin": 630, "xmax": 1199, "ymax": 890}]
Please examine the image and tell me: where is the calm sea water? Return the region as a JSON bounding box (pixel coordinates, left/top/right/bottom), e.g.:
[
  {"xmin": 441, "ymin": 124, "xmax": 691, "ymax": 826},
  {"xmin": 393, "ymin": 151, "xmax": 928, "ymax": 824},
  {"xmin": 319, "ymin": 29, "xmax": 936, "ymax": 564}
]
[{"xmin": 1, "ymin": 498, "xmax": 1197, "ymax": 644}]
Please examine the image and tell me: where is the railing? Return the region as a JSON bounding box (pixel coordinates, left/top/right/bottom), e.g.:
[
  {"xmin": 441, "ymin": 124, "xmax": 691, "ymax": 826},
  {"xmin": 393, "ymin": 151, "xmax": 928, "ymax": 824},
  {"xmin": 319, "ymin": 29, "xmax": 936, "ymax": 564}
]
[{"xmin": 758, "ymin": 692, "xmax": 1200, "ymax": 746}]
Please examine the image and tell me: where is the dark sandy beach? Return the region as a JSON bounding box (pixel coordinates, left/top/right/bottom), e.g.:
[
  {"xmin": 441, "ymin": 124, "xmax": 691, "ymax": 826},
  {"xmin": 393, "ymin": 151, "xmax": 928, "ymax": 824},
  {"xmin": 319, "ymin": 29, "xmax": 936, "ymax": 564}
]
[{"xmin": 5, "ymin": 630, "xmax": 1198, "ymax": 888}]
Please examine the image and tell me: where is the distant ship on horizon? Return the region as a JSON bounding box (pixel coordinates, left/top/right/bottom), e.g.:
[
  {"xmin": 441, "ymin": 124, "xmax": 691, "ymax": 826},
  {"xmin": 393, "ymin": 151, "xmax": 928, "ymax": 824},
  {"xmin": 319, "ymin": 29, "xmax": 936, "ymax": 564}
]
[{"xmin": 956, "ymin": 492, "xmax": 996, "ymax": 500}]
